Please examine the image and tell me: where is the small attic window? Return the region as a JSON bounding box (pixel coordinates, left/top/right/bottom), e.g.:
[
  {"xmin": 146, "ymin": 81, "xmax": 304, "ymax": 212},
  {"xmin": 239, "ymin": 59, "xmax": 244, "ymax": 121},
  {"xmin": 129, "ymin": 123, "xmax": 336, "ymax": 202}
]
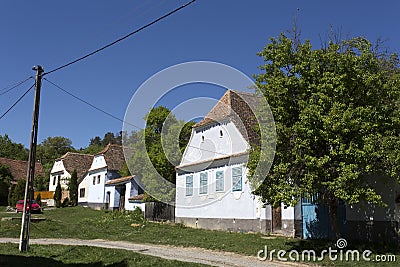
[
  {"xmin": 219, "ymin": 130, "xmax": 223, "ymax": 137},
  {"xmin": 201, "ymin": 135, "xmax": 205, "ymax": 142}
]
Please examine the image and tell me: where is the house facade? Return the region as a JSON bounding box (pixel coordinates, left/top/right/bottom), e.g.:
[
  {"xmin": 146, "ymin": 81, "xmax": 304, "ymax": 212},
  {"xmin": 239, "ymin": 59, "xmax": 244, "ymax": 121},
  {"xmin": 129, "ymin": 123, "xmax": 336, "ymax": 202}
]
[
  {"xmin": 49, "ymin": 152, "xmax": 93, "ymax": 191},
  {"xmin": 175, "ymin": 90, "xmax": 280, "ymax": 233},
  {"xmin": 78, "ymin": 144, "xmax": 144, "ymax": 211},
  {"xmin": 175, "ymin": 90, "xmax": 400, "ymax": 243},
  {"xmin": 105, "ymin": 175, "xmax": 145, "ymax": 211}
]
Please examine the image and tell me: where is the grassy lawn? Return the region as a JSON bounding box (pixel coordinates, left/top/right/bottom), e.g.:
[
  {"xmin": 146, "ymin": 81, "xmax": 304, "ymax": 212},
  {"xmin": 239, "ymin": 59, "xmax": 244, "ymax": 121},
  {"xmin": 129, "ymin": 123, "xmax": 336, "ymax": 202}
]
[
  {"xmin": 0, "ymin": 206, "xmax": 398, "ymax": 266},
  {"xmin": 0, "ymin": 243, "xmax": 208, "ymax": 267}
]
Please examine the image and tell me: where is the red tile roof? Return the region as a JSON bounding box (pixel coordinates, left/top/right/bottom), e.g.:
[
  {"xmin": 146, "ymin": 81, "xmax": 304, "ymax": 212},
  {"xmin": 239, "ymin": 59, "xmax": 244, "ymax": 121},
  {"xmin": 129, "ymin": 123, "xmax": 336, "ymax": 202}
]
[
  {"xmin": 105, "ymin": 175, "xmax": 134, "ymax": 185},
  {"xmin": 56, "ymin": 152, "xmax": 93, "ymax": 181},
  {"xmin": 194, "ymin": 90, "xmax": 261, "ymax": 145},
  {"xmin": 0, "ymin": 157, "xmax": 44, "ymax": 182},
  {"xmin": 128, "ymin": 194, "xmax": 144, "ymax": 201},
  {"xmin": 96, "ymin": 144, "xmax": 127, "ymax": 172}
]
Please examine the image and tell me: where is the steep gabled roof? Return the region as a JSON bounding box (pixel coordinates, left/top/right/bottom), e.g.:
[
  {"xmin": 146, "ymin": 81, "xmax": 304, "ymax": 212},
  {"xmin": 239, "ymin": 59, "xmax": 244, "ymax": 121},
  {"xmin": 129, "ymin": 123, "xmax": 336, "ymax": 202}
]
[
  {"xmin": 0, "ymin": 157, "xmax": 44, "ymax": 182},
  {"xmin": 194, "ymin": 90, "xmax": 261, "ymax": 145},
  {"xmin": 96, "ymin": 144, "xmax": 126, "ymax": 172},
  {"xmin": 57, "ymin": 152, "xmax": 93, "ymax": 180}
]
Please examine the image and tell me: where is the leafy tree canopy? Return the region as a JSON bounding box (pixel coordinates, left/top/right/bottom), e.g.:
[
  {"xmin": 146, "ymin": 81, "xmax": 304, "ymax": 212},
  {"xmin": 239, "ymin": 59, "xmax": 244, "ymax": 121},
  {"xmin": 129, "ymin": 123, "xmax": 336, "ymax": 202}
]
[
  {"xmin": 126, "ymin": 106, "xmax": 194, "ymax": 202},
  {"xmin": 250, "ymin": 33, "xmax": 400, "ymax": 210},
  {"xmin": 0, "ymin": 134, "xmax": 28, "ymax": 160}
]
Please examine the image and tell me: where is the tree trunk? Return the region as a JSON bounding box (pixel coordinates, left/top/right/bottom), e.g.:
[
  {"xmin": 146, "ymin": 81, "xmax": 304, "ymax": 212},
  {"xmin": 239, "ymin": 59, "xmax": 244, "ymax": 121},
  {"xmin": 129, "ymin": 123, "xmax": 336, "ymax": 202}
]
[{"xmin": 328, "ymin": 196, "xmax": 340, "ymax": 239}]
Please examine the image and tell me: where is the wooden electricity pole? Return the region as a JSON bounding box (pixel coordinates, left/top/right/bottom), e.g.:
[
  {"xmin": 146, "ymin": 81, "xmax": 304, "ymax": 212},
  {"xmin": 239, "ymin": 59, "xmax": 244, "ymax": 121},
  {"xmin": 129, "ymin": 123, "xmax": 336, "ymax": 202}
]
[{"xmin": 19, "ymin": 65, "xmax": 44, "ymax": 252}]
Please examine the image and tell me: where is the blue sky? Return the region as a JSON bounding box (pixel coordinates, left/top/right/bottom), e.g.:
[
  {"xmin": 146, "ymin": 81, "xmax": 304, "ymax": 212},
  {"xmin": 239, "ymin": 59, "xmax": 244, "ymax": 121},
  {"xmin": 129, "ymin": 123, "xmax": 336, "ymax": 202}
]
[{"xmin": 0, "ymin": 1, "xmax": 399, "ymax": 149}]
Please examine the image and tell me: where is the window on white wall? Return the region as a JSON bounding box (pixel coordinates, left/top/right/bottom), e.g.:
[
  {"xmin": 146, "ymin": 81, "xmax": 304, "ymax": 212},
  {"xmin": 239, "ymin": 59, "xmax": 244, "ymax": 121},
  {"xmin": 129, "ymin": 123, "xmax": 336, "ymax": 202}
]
[
  {"xmin": 79, "ymin": 188, "xmax": 85, "ymax": 197},
  {"xmin": 92, "ymin": 176, "xmax": 95, "ymax": 185},
  {"xmin": 97, "ymin": 175, "xmax": 100, "ymax": 184},
  {"xmin": 232, "ymin": 167, "xmax": 242, "ymax": 191},
  {"xmin": 216, "ymin": 171, "xmax": 224, "ymax": 192},
  {"xmin": 53, "ymin": 176, "xmax": 56, "ymax": 186},
  {"xmin": 199, "ymin": 172, "xmax": 208, "ymax": 194},
  {"xmin": 185, "ymin": 175, "xmax": 193, "ymax": 196}
]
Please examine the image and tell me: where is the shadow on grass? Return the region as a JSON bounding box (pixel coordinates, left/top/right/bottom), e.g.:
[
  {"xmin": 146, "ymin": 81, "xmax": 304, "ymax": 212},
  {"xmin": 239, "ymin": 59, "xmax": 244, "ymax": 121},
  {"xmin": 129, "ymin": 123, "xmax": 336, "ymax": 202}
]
[{"xmin": 0, "ymin": 255, "xmax": 128, "ymax": 267}]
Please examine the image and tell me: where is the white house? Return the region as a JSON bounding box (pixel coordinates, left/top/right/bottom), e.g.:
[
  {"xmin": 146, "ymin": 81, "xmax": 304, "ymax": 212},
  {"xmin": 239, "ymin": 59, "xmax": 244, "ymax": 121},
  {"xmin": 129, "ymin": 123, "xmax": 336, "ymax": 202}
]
[
  {"xmin": 49, "ymin": 152, "xmax": 93, "ymax": 191},
  {"xmin": 105, "ymin": 175, "xmax": 145, "ymax": 211},
  {"xmin": 176, "ymin": 90, "xmax": 400, "ymax": 243},
  {"xmin": 175, "ymin": 90, "xmax": 286, "ymax": 233},
  {"xmin": 78, "ymin": 144, "xmax": 126, "ymax": 209}
]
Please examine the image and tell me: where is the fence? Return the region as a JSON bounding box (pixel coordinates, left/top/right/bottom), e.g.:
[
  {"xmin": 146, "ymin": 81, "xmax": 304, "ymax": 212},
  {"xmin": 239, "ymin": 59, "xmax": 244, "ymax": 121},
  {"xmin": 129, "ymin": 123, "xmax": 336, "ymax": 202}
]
[{"xmin": 144, "ymin": 202, "xmax": 175, "ymax": 222}]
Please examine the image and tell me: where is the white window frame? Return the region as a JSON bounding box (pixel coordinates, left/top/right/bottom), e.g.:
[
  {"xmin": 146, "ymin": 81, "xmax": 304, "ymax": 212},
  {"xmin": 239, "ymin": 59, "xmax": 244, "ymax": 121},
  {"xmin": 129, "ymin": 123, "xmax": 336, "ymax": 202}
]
[
  {"xmin": 199, "ymin": 172, "xmax": 208, "ymax": 194},
  {"xmin": 185, "ymin": 175, "xmax": 193, "ymax": 196},
  {"xmin": 215, "ymin": 171, "xmax": 224, "ymax": 192},
  {"xmin": 232, "ymin": 167, "xmax": 242, "ymax": 192}
]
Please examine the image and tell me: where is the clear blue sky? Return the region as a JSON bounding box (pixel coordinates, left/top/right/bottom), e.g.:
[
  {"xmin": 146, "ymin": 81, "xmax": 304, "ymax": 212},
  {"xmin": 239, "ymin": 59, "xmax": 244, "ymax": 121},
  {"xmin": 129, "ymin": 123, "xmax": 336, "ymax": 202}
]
[{"xmin": 0, "ymin": 1, "xmax": 399, "ymax": 149}]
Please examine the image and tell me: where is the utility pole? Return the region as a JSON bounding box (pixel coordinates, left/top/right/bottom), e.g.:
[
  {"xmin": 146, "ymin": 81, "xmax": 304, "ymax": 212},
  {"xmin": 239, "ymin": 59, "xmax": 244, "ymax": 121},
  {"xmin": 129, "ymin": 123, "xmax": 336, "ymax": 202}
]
[{"xmin": 19, "ymin": 65, "xmax": 44, "ymax": 252}]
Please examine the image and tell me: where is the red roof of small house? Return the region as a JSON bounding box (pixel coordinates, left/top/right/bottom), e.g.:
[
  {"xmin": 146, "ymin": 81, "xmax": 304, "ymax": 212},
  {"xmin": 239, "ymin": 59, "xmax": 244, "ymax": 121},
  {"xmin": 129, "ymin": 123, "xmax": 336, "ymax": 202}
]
[
  {"xmin": 128, "ymin": 194, "xmax": 144, "ymax": 201},
  {"xmin": 0, "ymin": 157, "xmax": 44, "ymax": 182},
  {"xmin": 55, "ymin": 152, "xmax": 93, "ymax": 182},
  {"xmin": 105, "ymin": 175, "xmax": 134, "ymax": 186}
]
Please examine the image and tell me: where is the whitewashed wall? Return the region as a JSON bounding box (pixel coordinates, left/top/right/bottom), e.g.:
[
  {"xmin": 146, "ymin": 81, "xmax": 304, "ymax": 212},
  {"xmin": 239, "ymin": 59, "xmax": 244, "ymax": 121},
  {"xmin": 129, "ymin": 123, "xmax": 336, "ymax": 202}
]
[
  {"xmin": 49, "ymin": 160, "xmax": 70, "ymax": 191},
  {"xmin": 181, "ymin": 121, "xmax": 248, "ymax": 166}
]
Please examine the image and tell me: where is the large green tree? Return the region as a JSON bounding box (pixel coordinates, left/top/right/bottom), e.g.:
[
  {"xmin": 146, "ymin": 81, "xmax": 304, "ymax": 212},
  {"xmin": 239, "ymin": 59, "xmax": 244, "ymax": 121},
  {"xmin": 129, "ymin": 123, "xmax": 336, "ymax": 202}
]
[
  {"xmin": 250, "ymin": 33, "xmax": 400, "ymax": 236},
  {"xmin": 36, "ymin": 136, "xmax": 75, "ymax": 179},
  {"xmin": 0, "ymin": 134, "xmax": 28, "ymax": 160},
  {"xmin": 126, "ymin": 106, "xmax": 194, "ymax": 202}
]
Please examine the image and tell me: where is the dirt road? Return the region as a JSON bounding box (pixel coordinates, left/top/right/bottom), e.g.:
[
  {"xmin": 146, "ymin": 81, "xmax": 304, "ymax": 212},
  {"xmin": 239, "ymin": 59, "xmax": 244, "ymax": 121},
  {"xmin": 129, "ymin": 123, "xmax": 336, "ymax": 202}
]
[{"xmin": 0, "ymin": 238, "xmax": 305, "ymax": 267}]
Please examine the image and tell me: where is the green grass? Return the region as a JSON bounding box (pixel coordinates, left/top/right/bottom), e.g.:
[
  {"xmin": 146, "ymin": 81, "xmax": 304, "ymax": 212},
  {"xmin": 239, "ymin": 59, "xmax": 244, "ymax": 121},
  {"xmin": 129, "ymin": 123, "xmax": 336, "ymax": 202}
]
[
  {"xmin": 0, "ymin": 206, "xmax": 399, "ymax": 266},
  {"xmin": 0, "ymin": 243, "xmax": 208, "ymax": 267}
]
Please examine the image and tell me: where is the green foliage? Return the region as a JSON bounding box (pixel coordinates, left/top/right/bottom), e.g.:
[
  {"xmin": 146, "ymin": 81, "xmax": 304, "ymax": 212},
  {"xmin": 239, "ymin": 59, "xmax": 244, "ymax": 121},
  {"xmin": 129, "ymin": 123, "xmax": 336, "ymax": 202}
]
[
  {"xmin": 0, "ymin": 165, "xmax": 13, "ymax": 206},
  {"xmin": 33, "ymin": 174, "xmax": 48, "ymax": 191},
  {"xmin": 54, "ymin": 180, "xmax": 62, "ymax": 208},
  {"xmin": 62, "ymin": 197, "xmax": 69, "ymax": 207},
  {"xmin": 69, "ymin": 169, "xmax": 78, "ymax": 206},
  {"xmin": 0, "ymin": 134, "xmax": 28, "ymax": 160},
  {"xmin": 10, "ymin": 179, "xmax": 25, "ymax": 206},
  {"xmin": 35, "ymin": 193, "xmax": 42, "ymax": 205},
  {"xmin": 251, "ymin": 33, "xmax": 400, "ymax": 211},
  {"xmin": 126, "ymin": 106, "xmax": 194, "ymax": 202},
  {"xmin": 36, "ymin": 136, "xmax": 75, "ymax": 179}
]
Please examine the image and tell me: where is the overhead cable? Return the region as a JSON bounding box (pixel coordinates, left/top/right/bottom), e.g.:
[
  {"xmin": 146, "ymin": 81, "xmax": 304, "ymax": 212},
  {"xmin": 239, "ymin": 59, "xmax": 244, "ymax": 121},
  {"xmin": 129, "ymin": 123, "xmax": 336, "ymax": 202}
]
[
  {"xmin": 43, "ymin": 0, "xmax": 197, "ymax": 76},
  {"xmin": 0, "ymin": 83, "xmax": 35, "ymax": 120}
]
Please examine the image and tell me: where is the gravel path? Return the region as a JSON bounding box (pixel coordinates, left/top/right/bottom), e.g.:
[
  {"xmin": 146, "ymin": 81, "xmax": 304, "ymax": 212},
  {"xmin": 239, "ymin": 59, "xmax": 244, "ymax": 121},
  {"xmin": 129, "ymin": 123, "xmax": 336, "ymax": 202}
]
[{"xmin": 0, "ymin": 238, "xmax": 307, "ymax": 267}]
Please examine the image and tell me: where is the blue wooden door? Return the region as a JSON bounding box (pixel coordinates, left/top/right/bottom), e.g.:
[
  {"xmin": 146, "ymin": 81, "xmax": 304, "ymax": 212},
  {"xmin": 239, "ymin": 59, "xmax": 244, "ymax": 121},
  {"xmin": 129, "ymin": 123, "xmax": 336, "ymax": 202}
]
[{"xmin": 302, "ymin": 196, "xmax": 346, "ymax": 239}]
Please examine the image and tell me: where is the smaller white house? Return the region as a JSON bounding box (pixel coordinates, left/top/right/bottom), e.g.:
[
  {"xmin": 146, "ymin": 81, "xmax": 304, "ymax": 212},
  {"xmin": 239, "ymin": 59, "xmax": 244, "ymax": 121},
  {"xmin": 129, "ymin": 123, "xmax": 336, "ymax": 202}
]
[
  {"xmin": 49, "ymin": 152, "xmax": 93, "ymax": 191},
  {"xmin": 78, "ymin": 144, "xmax": 143, "ymax": 211},
  {"xmin": 105, "ymin": 175, "xmax": 145, "ymax": 211}
]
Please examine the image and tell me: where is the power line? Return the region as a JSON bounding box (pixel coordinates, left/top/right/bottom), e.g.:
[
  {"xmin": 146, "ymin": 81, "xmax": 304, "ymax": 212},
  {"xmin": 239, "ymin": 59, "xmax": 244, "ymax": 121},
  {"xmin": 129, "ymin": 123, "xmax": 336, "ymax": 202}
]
[
  {"xmin": 43, "ymin": 78, "xmax": 231, "ymax": 157},
  {"xmin": 43, "ymin": 78, "xmax": 139, "ymax": 129},
  {"xmin": 43, "ymin": 0, "xmax": 197, "ymax": 76},
  {"xmin": 0, "ymin": 76, "xmax": 33, "ymax": 96},
  {"xmin": 0, "ymin": 83, "xmax": 35, "ymax": 120}
]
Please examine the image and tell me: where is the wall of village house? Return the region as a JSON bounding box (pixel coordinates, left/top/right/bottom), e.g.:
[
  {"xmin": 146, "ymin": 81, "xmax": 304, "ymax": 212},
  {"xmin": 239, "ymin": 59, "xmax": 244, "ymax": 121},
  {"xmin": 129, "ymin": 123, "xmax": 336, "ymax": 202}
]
[
  {"xmin": 181, "ymin": 121, "xmax": 248, "ymax": 166},
  {"xmin": 78, "ymin": 174, "xmax": 89, "ymax": 205},
  {"xmin": 49, "ymin": 160, "xmax": 70, "ymax": 191},
  {"xmin": 176, "ymin": 163, "xmax": 264, "ymax": 219}
]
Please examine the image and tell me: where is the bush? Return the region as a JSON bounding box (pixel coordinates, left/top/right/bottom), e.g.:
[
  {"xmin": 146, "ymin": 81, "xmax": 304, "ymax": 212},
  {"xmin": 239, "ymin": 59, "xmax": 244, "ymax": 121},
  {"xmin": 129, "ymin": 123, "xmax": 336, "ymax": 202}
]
[
  {"xmin": 132, "ymin": 207, "xmax": 145, "ymax": 222},
  {"xmin": 35, "ymin": 193, "xmax": 42, "ymax": 206},
  {"xmin": 62, "ymin": 197, "xmax": 70, "ymax": 207}
]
